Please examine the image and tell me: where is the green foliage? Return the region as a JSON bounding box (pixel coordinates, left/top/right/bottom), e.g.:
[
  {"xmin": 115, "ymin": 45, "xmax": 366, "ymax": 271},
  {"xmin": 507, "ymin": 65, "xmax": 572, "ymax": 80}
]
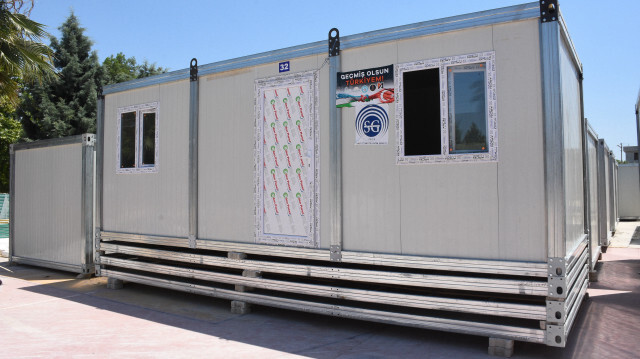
[
  {"xmin": 102, "ymin": 52, "xmax": 138, "ymax": 84},
  {"xmin": 102, "ymin": 52, "xmax": 167, "ymax": 85},
  {"xmin": 18, "ymin": 12, "xmax": 103, "ymax": 140},
  {"xmin": 137, "ymin": 59, "xmax": 167, "ymax": 79},
  {"xmin": 16, "ymin": 11, "xmax": 168, "ymax": 143},
  {"xmin": 0, "ymin": 1, "xmax": 55, "ymax": 104},
  {"xmin": 0, "ymin": 96, "xmax": 21, "ymax": 192}
]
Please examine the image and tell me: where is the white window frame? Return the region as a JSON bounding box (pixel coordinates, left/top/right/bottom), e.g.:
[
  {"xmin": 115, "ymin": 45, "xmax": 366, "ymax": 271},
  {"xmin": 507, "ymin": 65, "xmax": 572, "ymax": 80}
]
[
  {"xmin": 116, "ymin": 102, "xmax": 159, "ymax": 174},
  {"xmin": 396, "ymin": 51, "xmax": 497, "ymax": 164}
]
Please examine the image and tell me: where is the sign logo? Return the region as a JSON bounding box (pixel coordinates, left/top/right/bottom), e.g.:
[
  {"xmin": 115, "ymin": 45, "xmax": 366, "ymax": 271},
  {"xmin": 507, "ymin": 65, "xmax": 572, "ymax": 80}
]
[{"xmin": 355, "ymin": 104, "xmax": 389, "ymax": 144}]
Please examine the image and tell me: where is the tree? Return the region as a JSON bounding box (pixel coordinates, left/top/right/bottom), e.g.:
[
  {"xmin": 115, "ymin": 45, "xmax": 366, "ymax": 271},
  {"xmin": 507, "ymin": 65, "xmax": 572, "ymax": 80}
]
[
  {"xmin": 0, "ymin": 0, "xmax": 55, "ymax": 104},
  {"xmin": 102, "ymin": 52, "xmax": 167, "ymax": 85},
  {"xmin": 0, "ymin": 96, "xmax": 21, "ymax": 192},
  {"xmin": 102, "ymin": 52, "xmax": 137, "ymax": 85},
  {"xmin": 136, "ymin": 59, "xmax": 167, "ymax": 79},
  {"xmin": 18, "ymin": 12, "xmax": 103, "ymax": 140}
]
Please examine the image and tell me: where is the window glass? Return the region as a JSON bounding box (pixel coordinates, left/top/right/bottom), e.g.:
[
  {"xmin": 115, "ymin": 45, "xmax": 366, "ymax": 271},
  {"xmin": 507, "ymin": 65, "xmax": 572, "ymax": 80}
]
[
  {"xmin": 120, "ymin": 111, "xmax": 136, "ymax": 168},
  {"xmin": 448, "ymin": 63, "xmax": 488, "ymax": 153},
  {"xmin": 142, "ymin": 112, "xmax": 156, "ymax": 166},
  {"xmin": 403, "ymin": 67, "xmax": 441, "ymax": 156}
]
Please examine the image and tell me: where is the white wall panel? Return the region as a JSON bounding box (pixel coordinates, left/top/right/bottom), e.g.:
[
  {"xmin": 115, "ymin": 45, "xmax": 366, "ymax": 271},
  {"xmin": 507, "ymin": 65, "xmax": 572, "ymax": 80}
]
[
  {"xmin": 617, "ymin": 164, "xmax": 640, "ymax": 219},
  {"xmin": 103, "ymin": 81, "xmax": 189, "ymax": 237},
  {"xmin": 13, "ymin": 144, "xmax": 83, "ymax": 265},
  {"xmin": 493, "ymin": 19, "xmax": 546, "ymax": 262},
  {"xmin": 198, "ymin": 56, "xmax": 323, "ymax": 243},
  {"xmin": 340, "ymin": 42, "xmax": 401, "ymax": 253}
]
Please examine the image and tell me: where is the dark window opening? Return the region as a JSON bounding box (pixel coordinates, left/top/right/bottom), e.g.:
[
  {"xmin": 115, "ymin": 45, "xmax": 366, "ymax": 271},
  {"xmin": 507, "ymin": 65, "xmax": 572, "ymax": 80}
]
[
  {"xmin": 142, "ymin": 112, "xmax": 156, "ymax": 166},
  {"xmin": 120, "ymin": 111, "xmax": 136, "ymax": 168},
  {"xmin": 402, "ymin": 68, "xmax": 441, "ymax": 156}
]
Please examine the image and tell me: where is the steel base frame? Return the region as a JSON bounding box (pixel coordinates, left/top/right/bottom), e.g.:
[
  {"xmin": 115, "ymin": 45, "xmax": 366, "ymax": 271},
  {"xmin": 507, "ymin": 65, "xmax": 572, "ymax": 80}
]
[{"xmin": 96, "ymin": 231, "xmax": 589, "ymax": 348}]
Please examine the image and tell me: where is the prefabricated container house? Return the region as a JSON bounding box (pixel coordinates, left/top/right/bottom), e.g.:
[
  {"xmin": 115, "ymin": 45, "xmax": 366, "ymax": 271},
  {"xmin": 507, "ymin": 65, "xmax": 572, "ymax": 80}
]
[
  {"xmin": 585, "ymin": 123, "xmax": 601, "ymax": 271},
  {"xmin": 9, "ymin": 135, "xmax": 95, "ymax": 275},
  {"xmin": 95, "ymin": 1, "xmax": 592, "ymax": 350},
  {"xmin": 617, "ymin": 163, "xmax": 640, "ymax": 220},
  {"xmin": 596, "ymin": 140, "xmax": 618, "ymax": 248}
]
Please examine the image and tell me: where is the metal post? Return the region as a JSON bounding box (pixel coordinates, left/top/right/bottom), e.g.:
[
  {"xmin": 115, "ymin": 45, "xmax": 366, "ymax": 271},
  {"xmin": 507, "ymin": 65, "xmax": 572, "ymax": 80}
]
[
  {"xmin": 95, "ymin": 89, "xmax": 105, "ymax": 275},
  {"xmin": 636, "ymin": 91, "xmax": 640, "ymax": 195},
  {"xmin": 8, "ymin": 145, "xmax": 15, "ymax": 264},
  {"xmin": 188, "ymin": 58, "xmax": 199, "ymax": 249},
  {"xmin": 96, "ymin": 89, "xmax": 104, "ymax": 232},
  {"xmin": 579, "ymin": 74, "xmax": 593, "ymax": 273},
  {"xmin": 328, "ymin": 28, "xmax": 342, "ymax": 261},
  {"xmin": 81, "ymin": 134, "xmax": 96, "ymax": 275}
]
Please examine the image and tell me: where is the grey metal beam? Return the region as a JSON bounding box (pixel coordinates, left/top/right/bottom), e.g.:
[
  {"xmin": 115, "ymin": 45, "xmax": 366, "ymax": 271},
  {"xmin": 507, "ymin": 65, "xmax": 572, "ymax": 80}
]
[
  {"xmin": 102, "ymin": 269, "xmax": 546, "ymax": 344},
  {"xmin": 8, "ymin": 145, "xmax": 15, "ymax": 263},
  {"xmin": 328, "ymin": 29, "xmax": 342, "ymax": 261},
  {"xmin": 100, "ymin": 230, "xmax": 549, "ymax": 276},
  {"xmin": 81, "ymin": 134, "xmax": 96, "ymax": 274},
  {"xmin": 100, "ymin": 255, "xmax": 546, "ymax": 320},
  {"xmin": 96, "ymin": 93, "xmax": 105, "ymax": 232},
  {"xmin": 99, "ymin": 242, "xmax": 548, "ymax": 296},
  {"xmin": 188, "ymin": 59, "xmax": 199, "ymax": 248}
]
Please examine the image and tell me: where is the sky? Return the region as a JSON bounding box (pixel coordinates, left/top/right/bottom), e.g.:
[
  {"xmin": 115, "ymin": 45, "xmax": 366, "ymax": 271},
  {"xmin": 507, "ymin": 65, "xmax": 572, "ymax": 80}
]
[{"xmin": 29, "ymin": 0, "xmax": 640, "ymax": 159}]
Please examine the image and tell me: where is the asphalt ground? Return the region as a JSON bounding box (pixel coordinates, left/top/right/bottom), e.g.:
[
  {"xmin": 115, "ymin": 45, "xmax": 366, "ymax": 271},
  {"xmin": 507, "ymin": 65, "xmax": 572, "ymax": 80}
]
[{"xmin": 1, "ymin": 223, "xmax": 639, "ymax": 358}]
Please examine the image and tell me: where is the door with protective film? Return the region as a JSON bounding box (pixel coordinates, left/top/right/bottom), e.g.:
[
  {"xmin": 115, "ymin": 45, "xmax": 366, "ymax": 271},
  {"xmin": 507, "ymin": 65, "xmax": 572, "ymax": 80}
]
[{"xmin": 254, "ymin": 71, "xmax": 319, "ymax": 248}]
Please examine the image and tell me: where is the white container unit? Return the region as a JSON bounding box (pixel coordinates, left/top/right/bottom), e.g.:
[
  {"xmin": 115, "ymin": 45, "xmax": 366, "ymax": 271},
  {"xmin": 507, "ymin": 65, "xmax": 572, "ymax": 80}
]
[
  {"xmin": 585, "ymin": 123, "xmax": 601, "ymax": 271},
  {"xmin": 10, "ymin": 135, "xmax": 95, "ymax": 275},
  {"xmin": 617, "ymin": 164, "xmax": 640, "ymax": 220},
  {"xmin": 96, "ymin": 2, "xmax": 591, "ymax": 350},
  {"xmin": 596, "ymin": 140, "xmax": 618, "ymax": 247}
]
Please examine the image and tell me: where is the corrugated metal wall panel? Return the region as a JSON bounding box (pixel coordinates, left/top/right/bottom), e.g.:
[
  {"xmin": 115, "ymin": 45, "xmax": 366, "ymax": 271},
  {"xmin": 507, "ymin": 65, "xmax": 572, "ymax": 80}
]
[
  {"xmin": 103, "ymin": 81, "xmax": 189, "ymax": 237},
  {"xmin": 340, "ymin": 42, "xmax": 401, "ymax": 253},
  {"xmin": 559, "ymin": 35, "xmax": 586, "ymax": 256},
  {"xmin": 13, "ymin": 144, "xmax": 83, "ymax": 265},
  {"xmin": 493, "ymin": 19, "xmax": 546, "ymax": 262},
  {"xmin": 399, "ymin": 164, "xmax": 500, "ymax": 258}
]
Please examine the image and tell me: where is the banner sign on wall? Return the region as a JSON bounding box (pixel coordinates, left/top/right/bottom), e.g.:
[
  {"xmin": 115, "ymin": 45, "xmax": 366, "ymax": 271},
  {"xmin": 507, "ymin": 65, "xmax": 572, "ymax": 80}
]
[
  {"xmin": 336, "ymin": 65, "xmax": 394, "ymax": 108},
  {"xmin": 255, "ymin": 72, "xmax": 319, "ymax": 248},
  {"xmin": 355, "ymin": 103, "xmax": 389, "ymax": 145}
]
